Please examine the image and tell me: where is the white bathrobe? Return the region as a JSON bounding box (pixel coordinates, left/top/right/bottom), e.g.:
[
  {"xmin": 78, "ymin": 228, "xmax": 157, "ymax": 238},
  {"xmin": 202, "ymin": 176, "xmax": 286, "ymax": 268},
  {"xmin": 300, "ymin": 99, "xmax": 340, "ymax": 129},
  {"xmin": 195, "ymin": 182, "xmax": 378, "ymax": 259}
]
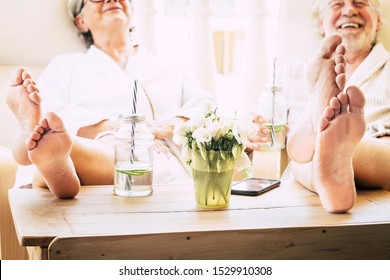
[
  {"xmin": 15, "ymin": 45, "xmax": 215, "ymax": 187},
  {"xmin": 39, "ymin": 45, "xmax": 213, "ymax": 135}
]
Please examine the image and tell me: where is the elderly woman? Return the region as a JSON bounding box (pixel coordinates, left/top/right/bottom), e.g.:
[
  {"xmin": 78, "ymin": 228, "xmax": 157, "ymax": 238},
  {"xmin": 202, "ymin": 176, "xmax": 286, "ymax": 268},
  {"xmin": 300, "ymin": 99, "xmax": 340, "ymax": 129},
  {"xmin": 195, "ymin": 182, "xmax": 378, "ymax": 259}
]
[{"xmin": 6, "ymin": 0, "xmax": 214, "ymax": 198}]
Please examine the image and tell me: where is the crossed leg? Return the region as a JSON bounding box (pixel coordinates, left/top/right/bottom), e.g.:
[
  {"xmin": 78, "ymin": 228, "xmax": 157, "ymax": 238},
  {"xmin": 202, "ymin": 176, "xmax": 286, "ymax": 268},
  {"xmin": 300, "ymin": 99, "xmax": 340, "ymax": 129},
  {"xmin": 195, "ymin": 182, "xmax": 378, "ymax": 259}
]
[
  {"xmin": 310, "ymin": 87, "xmax": 365, "ymax": 213},
  {"xmin": 291, "ymin": 87, "xmax": 366, "ymax": 213},
  {"xmin": 26, "ymin": 112, "xmax": 80, "ymax": 198},
  {"xmin": 6, "ymin": 68, "xmax": 115, "ymax": 198},
  {"xmin": 5, "ymin": 67, "xmax": 41, "ymax": 165},
  {"xmin": 287, "ymin": 34, "xmax": 346, "ymax": 163},
  {"xmin": 286, "ymin": 34, "xmax": 372, "ymax": 213}
]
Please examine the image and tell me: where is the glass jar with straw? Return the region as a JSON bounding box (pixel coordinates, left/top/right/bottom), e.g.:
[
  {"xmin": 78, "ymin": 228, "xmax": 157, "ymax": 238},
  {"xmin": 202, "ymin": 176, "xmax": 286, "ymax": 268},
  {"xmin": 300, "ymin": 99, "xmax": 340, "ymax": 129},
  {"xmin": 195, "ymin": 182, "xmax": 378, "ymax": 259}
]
[{"xmin": 114, "ymin": 114, "xmax": 154, "ymax": 197}]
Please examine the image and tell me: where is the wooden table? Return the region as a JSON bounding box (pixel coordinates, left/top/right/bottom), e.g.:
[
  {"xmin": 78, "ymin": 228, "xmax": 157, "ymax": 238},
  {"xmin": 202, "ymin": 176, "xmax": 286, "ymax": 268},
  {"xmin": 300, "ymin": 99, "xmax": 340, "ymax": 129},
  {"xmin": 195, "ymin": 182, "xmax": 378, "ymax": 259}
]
[{"xmin": 8, "ymin": 180, "xmax": 390, "ymax": 260}]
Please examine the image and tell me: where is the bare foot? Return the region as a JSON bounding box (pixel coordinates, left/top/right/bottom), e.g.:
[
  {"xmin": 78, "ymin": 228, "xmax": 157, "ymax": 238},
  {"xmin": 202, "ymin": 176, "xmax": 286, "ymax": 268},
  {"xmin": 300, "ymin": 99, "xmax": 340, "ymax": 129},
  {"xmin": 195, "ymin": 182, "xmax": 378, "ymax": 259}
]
[
  {"xmin": 287, "ymin": 34, "xmax": 346, "ymax": 163},
  {"xmin": 26, "ymin": 112, "xmax": 80, "ymax": 198},
  {"xmin": 312, "ymin": 86, "xmax": 366, "ymax": 213},
  {"xmin": 5, "ymin": 67, "xmax": 41, "ymax": 165}
]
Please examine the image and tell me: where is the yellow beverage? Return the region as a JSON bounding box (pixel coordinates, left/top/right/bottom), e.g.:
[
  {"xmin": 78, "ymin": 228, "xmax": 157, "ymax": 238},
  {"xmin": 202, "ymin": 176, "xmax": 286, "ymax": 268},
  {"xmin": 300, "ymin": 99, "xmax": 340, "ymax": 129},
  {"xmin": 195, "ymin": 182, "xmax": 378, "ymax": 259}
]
[{"xmin": 263, "ymin": 123, "xmax": 286, "ymax": 149}]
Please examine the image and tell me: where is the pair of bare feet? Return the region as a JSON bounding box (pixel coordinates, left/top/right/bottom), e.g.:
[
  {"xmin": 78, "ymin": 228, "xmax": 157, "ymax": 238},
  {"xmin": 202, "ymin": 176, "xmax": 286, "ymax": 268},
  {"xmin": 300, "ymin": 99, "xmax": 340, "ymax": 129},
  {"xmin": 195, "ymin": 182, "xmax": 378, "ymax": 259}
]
[
  {"xmin": 287, "ymin": 34, "xmax": 366, "ymax": 213},
  {"xmin": 5, "ymin": 68, "xmax": 79, "ymax": 198}
]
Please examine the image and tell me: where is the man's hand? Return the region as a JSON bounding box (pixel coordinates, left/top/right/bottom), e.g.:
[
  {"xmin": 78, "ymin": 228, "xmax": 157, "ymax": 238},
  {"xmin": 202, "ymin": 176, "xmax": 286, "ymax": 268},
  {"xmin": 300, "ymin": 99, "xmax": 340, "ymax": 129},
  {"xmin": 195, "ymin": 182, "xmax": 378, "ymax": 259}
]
[{"xmin": 246, "ymin": 114, "xmax": 271, "ymax": 151}]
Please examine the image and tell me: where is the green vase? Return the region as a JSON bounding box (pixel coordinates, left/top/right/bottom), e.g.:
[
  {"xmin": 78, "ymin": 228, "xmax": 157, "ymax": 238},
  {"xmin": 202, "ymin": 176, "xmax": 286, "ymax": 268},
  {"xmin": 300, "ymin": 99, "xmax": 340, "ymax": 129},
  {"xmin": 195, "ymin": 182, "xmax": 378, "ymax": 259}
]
[{"xmin": 191, "ymin": 150, "xmax": 234, "ymax": 209}]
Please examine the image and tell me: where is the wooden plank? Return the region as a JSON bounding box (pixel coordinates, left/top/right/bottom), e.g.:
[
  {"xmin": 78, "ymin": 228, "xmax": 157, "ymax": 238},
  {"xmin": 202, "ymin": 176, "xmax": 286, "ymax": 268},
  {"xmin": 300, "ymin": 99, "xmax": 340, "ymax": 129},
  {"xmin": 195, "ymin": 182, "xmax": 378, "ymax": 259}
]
[
  {"xmin": 8, "ymin": 188, "xmax": 73, "ymax": 246},
  {"xmin": 9, "ymin": 181, "xmax": 390, "ymax": 249},
  {"xmin": 57, "ymin": 180, "xmax": 319, "ymax": 214},
  {"xmin": 48, "ymin": 224, "xmax": 390, "ymax": 260},
  {"xmin": 0, "ymin": 147, "xmax": 28, "ymax": 259},
  {"xmin": 46, "ymin": 181, "xmax": 389, "ymax": 215},
  {"xmin": 62, "ymin": 204, "xmax": 389, "ymax": 237},
  {"xmin": 27, "ymin": 246, "xmax": 48, "ymax": 260},
  {"xmin": 358, "ymin": 189, "xmax": 390, "ymax": 210}
]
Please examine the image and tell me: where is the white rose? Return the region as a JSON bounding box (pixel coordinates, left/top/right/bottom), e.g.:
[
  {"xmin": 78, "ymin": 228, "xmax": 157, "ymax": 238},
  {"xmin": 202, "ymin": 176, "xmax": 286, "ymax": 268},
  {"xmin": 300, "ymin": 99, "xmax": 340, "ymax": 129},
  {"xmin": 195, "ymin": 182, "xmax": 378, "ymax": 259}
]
[
  {"xmin": 187, "ymin": 116, "xmax": 205, "ymax": 132},
  {"xmin": 192, "ymin": 127, "xmax": 212, "ymax": 147},
  {"xmin": 232, "ymin": 118, "xmax": 257, "ymax": 144},
  {"xmin": 200, "ymin": 100, "xmax": 217, "ymax": 115},
  {"xmin": 206, "ymin": 120, "xmax": 221, "ymax": 139}
]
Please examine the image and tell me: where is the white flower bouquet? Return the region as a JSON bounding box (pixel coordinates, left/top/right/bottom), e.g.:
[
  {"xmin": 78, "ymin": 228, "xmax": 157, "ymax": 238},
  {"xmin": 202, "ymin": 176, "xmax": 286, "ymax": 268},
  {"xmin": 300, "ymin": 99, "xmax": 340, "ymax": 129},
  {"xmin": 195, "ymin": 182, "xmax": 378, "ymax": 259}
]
[
  {"xmin": 173, "ymin": 101, "xmax": 257, "ymax": 171},
  {"xmin": 173, "ymin": 101, "xmax": 257, "ymax": 208}
]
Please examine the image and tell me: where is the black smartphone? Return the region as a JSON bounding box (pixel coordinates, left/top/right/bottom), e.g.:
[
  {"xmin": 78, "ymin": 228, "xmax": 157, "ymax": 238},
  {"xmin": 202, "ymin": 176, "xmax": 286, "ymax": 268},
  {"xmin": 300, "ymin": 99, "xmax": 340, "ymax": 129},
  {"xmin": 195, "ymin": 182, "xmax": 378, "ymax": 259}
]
[{"xmin": 231, "ymin": 178, "xmax": 281, "ymax": 196}]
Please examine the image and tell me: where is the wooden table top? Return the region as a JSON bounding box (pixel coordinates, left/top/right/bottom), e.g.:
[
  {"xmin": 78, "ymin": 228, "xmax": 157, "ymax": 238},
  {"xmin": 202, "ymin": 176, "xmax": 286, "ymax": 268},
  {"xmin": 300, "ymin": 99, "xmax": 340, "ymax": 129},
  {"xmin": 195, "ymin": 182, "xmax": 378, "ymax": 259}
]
[{"xmin": 9, "ymin": 180, "xmax": 390, "ymax": 249}]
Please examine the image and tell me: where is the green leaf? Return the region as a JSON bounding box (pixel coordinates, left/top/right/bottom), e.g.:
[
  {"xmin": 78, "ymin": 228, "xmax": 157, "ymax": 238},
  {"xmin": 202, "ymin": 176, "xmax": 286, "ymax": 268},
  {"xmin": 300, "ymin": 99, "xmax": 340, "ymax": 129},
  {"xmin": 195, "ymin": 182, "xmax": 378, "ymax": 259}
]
[
  {"xmin": 191, "ymin": 140, "xmax": 197, "ymax": 150},
  {"xmin": 217, "ymin": 158, "xmax": 222, "ymax": 173},
  {"xmin": 232, "ymin": 145, "xmax": 242, "ymax": 159},
  {"xmin": 200, "ymin": 144, "xmax": 207, "ymax": 160}
]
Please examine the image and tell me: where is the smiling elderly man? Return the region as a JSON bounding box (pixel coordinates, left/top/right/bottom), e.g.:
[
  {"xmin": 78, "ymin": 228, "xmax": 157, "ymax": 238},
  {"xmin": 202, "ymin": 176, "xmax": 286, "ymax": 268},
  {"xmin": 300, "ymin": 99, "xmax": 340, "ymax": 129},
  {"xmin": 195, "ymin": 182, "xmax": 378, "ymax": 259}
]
[{"xmin": 283, "ymin": 0, "xmax": 390, "ymax": 213}]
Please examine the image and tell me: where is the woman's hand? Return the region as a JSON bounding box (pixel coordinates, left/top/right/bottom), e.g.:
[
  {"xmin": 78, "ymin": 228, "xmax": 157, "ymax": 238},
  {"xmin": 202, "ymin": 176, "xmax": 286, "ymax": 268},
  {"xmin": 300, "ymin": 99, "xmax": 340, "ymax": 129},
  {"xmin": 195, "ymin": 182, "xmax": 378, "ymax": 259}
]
[
  {"xmin": 148, "ymin": 117, "xmax": 188, "ymax": 140},
  {"xmin": 77, "ymin": 119, "xmax": 121, "ymax": 139}
]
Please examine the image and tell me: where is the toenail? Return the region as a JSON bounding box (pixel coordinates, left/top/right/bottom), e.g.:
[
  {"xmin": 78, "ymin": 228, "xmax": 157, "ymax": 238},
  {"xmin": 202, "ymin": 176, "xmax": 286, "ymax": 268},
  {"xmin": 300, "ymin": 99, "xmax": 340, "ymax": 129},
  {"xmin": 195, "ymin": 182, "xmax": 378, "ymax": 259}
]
[{"xmin": 23, "ymin": 79, "xmax": 31, "ymax": 87}]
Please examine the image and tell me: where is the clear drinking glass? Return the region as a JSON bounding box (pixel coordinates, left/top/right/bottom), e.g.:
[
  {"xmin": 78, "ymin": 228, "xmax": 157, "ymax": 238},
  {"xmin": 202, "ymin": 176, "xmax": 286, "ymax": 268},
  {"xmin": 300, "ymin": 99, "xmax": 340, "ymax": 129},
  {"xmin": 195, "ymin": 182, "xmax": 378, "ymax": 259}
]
[
  {"xmin": 114, "ymin": 114, "xmax": 154, "ymax": 197},
  {"xmin": 252, "ymin": 85, "xmax": 288, "ymax": 179},
  {"xmin": 257, "ymin": 84, "xmax": 287, "ymax": 149}
]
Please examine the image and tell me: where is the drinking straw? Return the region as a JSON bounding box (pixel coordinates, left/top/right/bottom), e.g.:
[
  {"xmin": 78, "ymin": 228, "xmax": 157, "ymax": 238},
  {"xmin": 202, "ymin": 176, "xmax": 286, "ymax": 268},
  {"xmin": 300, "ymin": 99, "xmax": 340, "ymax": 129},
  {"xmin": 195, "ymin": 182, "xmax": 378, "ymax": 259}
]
[
  {"xmin": 270, "ymin": 58, "xmax": 276, "ymax": 147},
  {"xmin": 124, "ymin": 79, "xmax": 138, "ymax": 191},
  {"xmin": 130, "ymin": 79, "xmax": 138, "ymax": 163},
  {"xmin": 132, "ymin": 79, "xmax": 138, "ymax": 114}
]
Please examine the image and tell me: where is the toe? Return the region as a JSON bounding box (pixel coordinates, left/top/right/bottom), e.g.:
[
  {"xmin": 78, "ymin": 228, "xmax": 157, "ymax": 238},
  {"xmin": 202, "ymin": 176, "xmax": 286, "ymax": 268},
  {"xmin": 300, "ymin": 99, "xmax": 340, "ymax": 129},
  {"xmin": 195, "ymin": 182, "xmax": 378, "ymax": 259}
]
[
  {"xmin": 30, "ymin": 131, "xmax": 42, "ymax": 141},
  {"xmin": 9, "ymin": 67, "xmax": 26, "ymax": 87},
  {"xmin": 329, "ymin": 97, "xmax": 341, "ymax": 115},
  {"xmin": 21, "ymin": 70, "xmax": 32, "ymax": 81},
  {"xmin": 334, "ymin": 54, "xmax": 345, "ymax": 65},
  {"xmin": 337, "ymin": 92, "xmax": 349, "ymax": 113},
  {"xmin": 29, "ymin": 91, "xmax": 41, "ymax": 105},
  {"xmin": 39, "ymin": 118, "xmax": 50, "ymax": 130},
  {"xmin": 318, "ymin": 115, "xmax": 330, "ymax": 132},
  {"xmin": 22, "ymin": 78, "xmax": 33, "ymax": 89},
  {"xmin": 335, "ymin": 44, "xmax": 346, "ymax": 56},
  {"xmin": 324, "ymin": 106, "xmax": 335, "ymax": 121},
  {"xmin": 33, "ymin": 125, "xmax": 45, "ymax": 135},
  {"xmin": 317, "ymin": 34, "xmax": 342, "ymax": 59},
  {"xmin": 25, "ymin": 138, "xmax": 37, "ymax": 151},
  {"xmin": 27, "ymin": 83, "xmax": 38, "ymax": 93},
  {"xmin": 336, "ymin": 73, "xmax": 346, "ymax": 91},
  {"xmin": 335, "ymin": 63, "xmax": 345, "ymax": 75},
  {"xmin": 46, "ymin": 112, "xmax": 66, "ymax": 133},
  {"xmin": 346, "ymin": 86, "xmax": 365, "ymax": 114}
]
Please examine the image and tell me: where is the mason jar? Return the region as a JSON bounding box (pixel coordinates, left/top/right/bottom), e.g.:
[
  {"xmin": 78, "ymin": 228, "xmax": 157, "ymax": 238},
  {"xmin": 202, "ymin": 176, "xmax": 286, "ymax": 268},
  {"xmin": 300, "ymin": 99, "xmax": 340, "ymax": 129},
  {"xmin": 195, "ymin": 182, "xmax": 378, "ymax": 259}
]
[
  {"xmin": 114, "ymin": 114, "xmax": 154, "ymax": 197},
  {"xmin": 257, "ymin": 84, "xmax": 288, "ymax": 149}
]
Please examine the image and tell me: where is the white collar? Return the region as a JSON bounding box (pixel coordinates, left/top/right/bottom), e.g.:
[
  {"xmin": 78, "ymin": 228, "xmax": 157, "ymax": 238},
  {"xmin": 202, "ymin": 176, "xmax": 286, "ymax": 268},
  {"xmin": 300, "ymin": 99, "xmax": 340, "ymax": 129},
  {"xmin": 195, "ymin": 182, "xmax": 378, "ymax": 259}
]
[{"xmin": 347, "ymin": 43, "xmax": 390, "ymax": 88}]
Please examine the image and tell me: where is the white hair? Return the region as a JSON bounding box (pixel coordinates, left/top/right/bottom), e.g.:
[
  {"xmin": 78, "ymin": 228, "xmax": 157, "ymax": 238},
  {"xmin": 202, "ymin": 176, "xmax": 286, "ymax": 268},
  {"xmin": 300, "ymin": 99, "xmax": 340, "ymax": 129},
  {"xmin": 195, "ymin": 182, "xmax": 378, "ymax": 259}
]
[
  {"xmin": 67, "ymin": 0, "xmax": 134, "ymax": 48},
  {"xmin": 311, "ymin": 0, "xmax": 382, "ymax": 38}
]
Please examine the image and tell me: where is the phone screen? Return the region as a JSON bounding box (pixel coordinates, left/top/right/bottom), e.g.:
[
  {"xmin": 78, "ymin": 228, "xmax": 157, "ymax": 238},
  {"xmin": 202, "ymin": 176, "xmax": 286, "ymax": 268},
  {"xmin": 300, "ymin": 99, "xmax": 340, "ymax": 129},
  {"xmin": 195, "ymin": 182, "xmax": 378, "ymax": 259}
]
[{"xmin": 231, "ymin": 178, "xmax": 280, "ymax": 196}]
